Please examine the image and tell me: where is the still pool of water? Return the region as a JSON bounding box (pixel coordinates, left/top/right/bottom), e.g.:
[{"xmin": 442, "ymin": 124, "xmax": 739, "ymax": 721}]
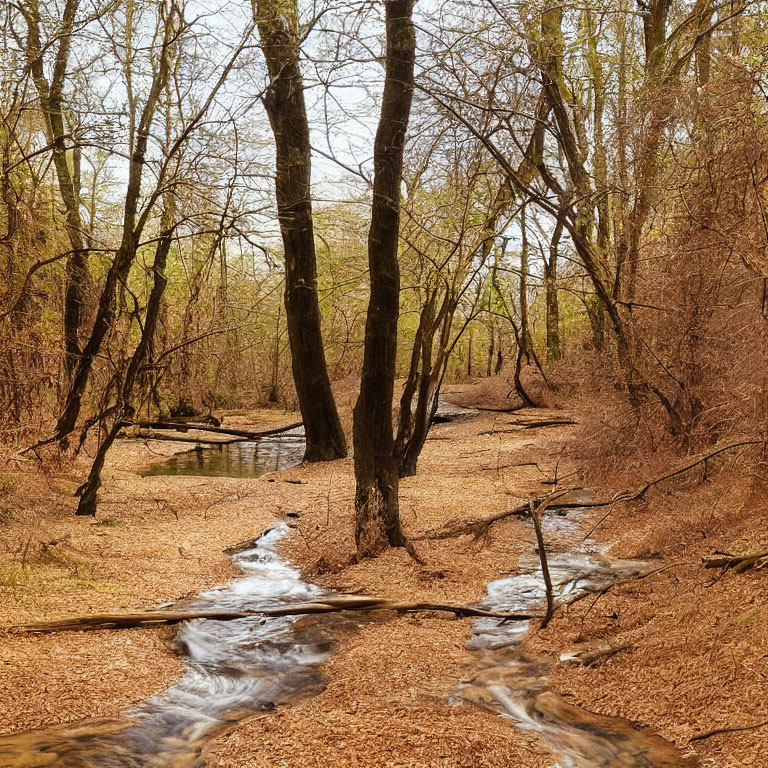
[{"xmin": 142, "ymin": 430, "xmax": 305, "ymax": 479}]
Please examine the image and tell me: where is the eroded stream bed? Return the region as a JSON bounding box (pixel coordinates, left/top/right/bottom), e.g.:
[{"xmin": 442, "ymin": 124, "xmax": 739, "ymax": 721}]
[
  {"xmin": 463, "ymin": 511, "xmax": 697, "ymax": 767},
  {"xmin": 0, "ymin": 524, "xmax": 333, "ymax": 768}
]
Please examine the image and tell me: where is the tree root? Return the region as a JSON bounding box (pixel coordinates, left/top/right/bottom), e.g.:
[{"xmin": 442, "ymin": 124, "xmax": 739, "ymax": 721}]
[{"xmin": 14, "ymin": 595, "xmax": 539, "ymax": 633}]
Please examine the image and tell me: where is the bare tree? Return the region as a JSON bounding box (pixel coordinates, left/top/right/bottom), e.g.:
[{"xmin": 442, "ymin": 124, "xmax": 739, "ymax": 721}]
[
  {"xmin": 18, "ymin": 0, "xmax": 90, "ymax": 377},
  {"xmin": 254, "ymin": 0, "xmax": 347, "ymax": 461},
  {"xmin": 353, "ymin": 0, "xmax": 416, "ymax": 556},
  {"xmin": 52, "ymin": 1, "xmax": 256, "ymax": 447}
]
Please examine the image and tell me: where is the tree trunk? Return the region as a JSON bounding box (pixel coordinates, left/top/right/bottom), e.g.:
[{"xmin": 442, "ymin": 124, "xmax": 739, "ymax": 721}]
[
  {"xmin": 76, "ymin": 226, "xmax": 173, "ymax": 516},
  {"xmin": 268, "ymin": 288, "xmax": 282, "ymax": 403},
  {"xmin": 353, "ymin": 0, "xmax": 415, "ymax": 556},
  {"xmin": 545, "ymin": 219, "xmax": 563, "ymax": 361},
  {"xmin": 22, "ymin": 0, "xmax": 90, "ymax": 378},
  {"xmin": 256, "ymin": 0, "xmax": 346, "ymax": 462},
  {"xmin": 486, "ymin": 324, "xmax": 495, "ymax": 377},
  {"xmin": 466, "ymin": 333, "xmax": 473, "ymax": 376},
  {"xmin": 53, "ymin": 12, "xmax": 176, "ymax": 445}
]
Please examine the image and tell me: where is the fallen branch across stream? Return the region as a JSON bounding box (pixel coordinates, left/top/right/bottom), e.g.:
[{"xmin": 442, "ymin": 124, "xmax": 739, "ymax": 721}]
[
  {"xmin": 420, "ymin": 439, "xmax": 765, "ymax": 542},
  {"xmin": 136, "ymin": 432, "xmax": 239, "ymax": 446},
  {"xmin": 15, "ymin": 595, "xmax": 539, "ymax": 633},
  {"xmin": 415, "ymin": 490, "xmax": 593, "ymax": 541},
  {"xmin": 127, "ymin": 420, "xmax": 304, "ymax": 442}
]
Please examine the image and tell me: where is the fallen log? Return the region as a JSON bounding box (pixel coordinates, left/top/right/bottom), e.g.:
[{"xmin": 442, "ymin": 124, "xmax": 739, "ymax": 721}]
[
  {"xmin": 478, "ymin": 420, "xmax": 577, "ymax": 436},
  {"xmin": 565, "ymin": 561, "xmax": 697, "ymax": 610},
  {"xmin": 416, "ymin": 489, "xmax": 595, "ymax": 541},
  {"xmin": 470, "ymin": 404, "xmax": 526, "ymax": 414},
  {"xmin": 421, "ymin": 439, "xmax": 765, "ymax": 542},
  {"xmin": 136, "ymin": 432, "xmax": 241, "ymax": 446},
  {"xmin": 518, "ymin": 419, "xmax": 577, "ymax": 429},
  {"xmin": 130, "ymin": 420, "xmax": 304, "ymax": 441},
  {"xmin": 15, "ymin": 595, "xmax": 539, "ymax": 633},
  {"xmin": 702, "ymin": 550, "xmax": 768, "ymax": 573}
]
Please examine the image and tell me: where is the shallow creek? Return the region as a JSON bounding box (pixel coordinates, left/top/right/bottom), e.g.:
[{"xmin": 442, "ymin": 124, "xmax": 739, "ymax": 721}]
[
  {"xmin": 1, "ymin": 511, "xmax": 698, "ymax": 768},
  {"xmin": 0, "ymin": 524, "xmax": 334, "ymax": 768},
  {"xmin": 1, "ymin": 411, "xmax": 694, "ymax": 768},
  {"xmin": 142, "ymin": 429, "xmax": 306, "ymax": 479},
  {"xmin": 462, "ymin": 511, "xmax": 695, "ymax": 768}
]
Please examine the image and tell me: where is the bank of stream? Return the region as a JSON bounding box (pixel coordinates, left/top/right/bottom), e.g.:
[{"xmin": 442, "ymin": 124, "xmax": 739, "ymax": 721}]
[
  {"xmin": 0, "ymin": 524, "xmax": 335, "ymax": 768},
  {"xmin": 0, "ymin": 406, "xmax": 699, "ymax": 768},
  {"xmin": 464, "ymin": 511, "xmax": 696, "ymax": 767}
]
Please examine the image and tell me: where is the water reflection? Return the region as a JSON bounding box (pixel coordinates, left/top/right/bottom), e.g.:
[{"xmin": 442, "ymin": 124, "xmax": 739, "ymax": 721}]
[{"xmin": 142, "ymin": 431, "xmax": 305, "ymax": 479}]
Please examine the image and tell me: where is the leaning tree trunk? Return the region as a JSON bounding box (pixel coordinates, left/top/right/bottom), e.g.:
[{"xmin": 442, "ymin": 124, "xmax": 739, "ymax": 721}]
[
  {"xmin": 76, "ymin": 226, "xmax": 173, "ymax": 516},
  {"xmin": 353, "ymin": 0, "xmax": 416, "ymax": 556},
  {"xmin": 53, "ymin": 19, "xmax": 175, "ymax": 445},
  {"xmin": 256, "ymin": 0, "xmax": 347, "ymax": 462}
]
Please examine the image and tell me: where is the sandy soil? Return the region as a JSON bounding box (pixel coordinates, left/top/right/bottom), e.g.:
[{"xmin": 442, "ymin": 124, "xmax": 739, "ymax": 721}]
[{"xmin": 1, "ymin": 382, "xmax": 766, "ymax": 767}]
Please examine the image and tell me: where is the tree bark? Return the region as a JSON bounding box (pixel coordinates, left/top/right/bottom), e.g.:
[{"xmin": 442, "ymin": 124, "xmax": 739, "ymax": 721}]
[
  {"xmin": 76, "ymin": 225, "xmax": 173, "ymax": 515},
  {"xmin": 256, "ymin": 0, "xmax": 347, "ymax": 462},
  {"xmin": 544, "ymin": 219, "xmax": 563, "ymax": 361},
  {"xmin": 22, "ymin": 0, "xmax": 90, "ymax": 377},
  {"xmin": 353, "ymin": 0, "xmax": 416, "ymax": 556}
]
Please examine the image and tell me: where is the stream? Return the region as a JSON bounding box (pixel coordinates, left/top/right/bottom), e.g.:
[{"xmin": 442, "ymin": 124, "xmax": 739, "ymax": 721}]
[
  {"xmin": 0, "ymin": 411, "xmax": 695, "ymax": 768},
  {"xmin": 463, "ymin": 511, "xmax": 695, "ymax": 768},
  {"xmin": 0, "ymin": 510, "xmax": 697, "ymax": 768},
  {"xmin": 0, "ymin": 524, "xmax": 335, "ymax": 768}
]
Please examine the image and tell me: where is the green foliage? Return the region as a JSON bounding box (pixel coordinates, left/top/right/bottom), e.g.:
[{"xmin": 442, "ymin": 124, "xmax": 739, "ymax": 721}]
[{"xmin": 0, "ymin": 476, "xmax": 17, "ymax": 496}]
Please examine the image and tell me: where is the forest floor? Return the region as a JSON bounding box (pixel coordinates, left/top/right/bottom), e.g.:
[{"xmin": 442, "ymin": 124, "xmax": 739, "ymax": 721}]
[{"xmin": 0, "ymin": 381, "xmax": 766, "ymax": 766}]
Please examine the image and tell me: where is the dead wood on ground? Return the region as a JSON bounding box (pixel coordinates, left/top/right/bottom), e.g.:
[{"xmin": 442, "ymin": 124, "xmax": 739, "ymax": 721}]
[
  {"xmin": 702, "ymin": 550, "xmax": 768, "ymax": 573},
  {"xmin": 690, "ymin": 718, "xmax": 768, "ymax": 742},
  {"xmin": 137, "ymin": 433, "xmax": 240, "ymax": 446},
  {"xmin": 15, "ymin": 595, "xmax": 539, "ymax": 633},
  {"xmin": 416, "ymin": 489, "xmax": 590, "ymax": 541},
  {"xmin": 127, "ymin": 420, "xmax": 304, "ymax": 441},
  {"xmin": 469, "ymin": 404, "xmax": 527, "ymax": 413},
  {"xmin": 421, "ymin": 439, "xmax": 765, "ymax": 542},
  {"xmin": 477, "ymin": 419, "xmax": 577, "ymax": 436},
  {"xmin": 564, "ymin": 561, "xmax": 697, "ymax": 619}
]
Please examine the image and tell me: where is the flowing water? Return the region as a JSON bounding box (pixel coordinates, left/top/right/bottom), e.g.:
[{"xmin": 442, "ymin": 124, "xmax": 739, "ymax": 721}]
[
  {"xmin": 1, "ymin": 411, "xmax": 696, "ymax": 768},
  {"xmin": 0, "ymin": 524, "xmax": 333, "ymax": 768},
  {"xmin": 462, "ymin": 511, "xmax": 696, "ymax": 768},
  {"xmin": 141, "ymin": 430, "xmax": 305, "ymax": 479}
]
